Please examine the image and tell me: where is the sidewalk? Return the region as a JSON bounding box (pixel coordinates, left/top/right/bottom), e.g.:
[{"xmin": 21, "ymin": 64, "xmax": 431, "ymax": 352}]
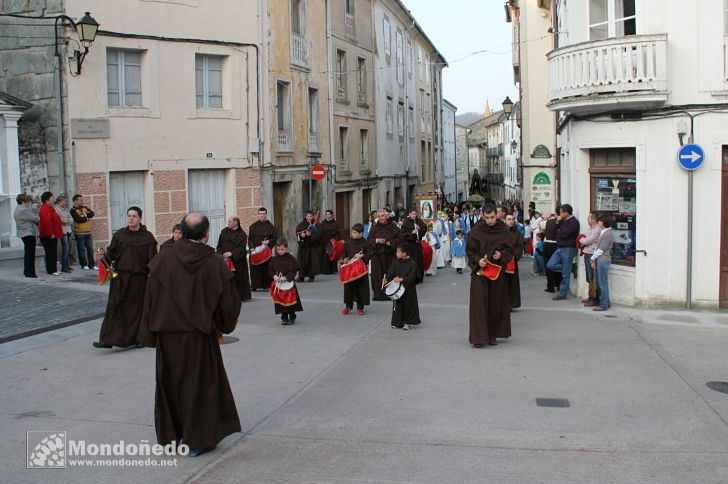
[{"xmin": 1, "ymin": 261, "xmax": 728, "ymax": 483}]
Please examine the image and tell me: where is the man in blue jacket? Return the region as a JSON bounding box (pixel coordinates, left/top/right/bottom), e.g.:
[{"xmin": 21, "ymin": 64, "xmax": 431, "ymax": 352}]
[{"xmin": 547, "ymin": 204, "xmax": 580, "ymax": 300}]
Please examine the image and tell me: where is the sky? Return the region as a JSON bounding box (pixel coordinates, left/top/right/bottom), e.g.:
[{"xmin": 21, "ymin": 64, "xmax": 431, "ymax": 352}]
[{"xmin": 402, "ymin": 0, "xmax": 518, "ymax": 116}]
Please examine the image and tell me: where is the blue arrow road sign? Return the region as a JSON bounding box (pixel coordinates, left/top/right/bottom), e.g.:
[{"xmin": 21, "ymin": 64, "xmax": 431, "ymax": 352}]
[{"xmin": 678, "ymin": 144, "xmax": 705, "ymax": 171}]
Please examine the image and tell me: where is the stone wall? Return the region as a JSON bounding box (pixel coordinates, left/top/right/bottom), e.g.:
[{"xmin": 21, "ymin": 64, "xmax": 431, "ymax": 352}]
[
  {"xmin": 153, "ymin": 170, "xmax": 187, "ymax": 242},
  {"xmin": 75, "ymin": 171, "xmax": 109, "ymax": 247},
  {"xmin": 235, "ymin": 168, "xmax": 263, "ymax": 229},
  {"xmin": 18, "ymin": 121, "xmax": 48, "ymax": 200}
]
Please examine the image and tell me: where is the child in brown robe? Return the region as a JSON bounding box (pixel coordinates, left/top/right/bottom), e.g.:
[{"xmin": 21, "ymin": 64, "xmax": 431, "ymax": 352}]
[
  {"xmin": 383, "ymin": 243, "xmax": 421, "ymax": 331},
  {"xmin": 341, "ymin": 223, "xmax": 372, "ymax": 315},
  {"xmin": 268, "ymin": 238, "xmax": 303, "ymax": 325}
]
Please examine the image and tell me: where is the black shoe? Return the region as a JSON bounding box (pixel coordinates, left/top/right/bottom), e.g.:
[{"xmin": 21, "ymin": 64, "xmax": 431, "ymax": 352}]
[
  {"xmin": 456, "ymin": 269, "xmax": 463, "ymax": 274},
  {"xmin": 25, "ymin": 274, "xmax": 38, "ymax": 278},
  {"xmin": 544, "ymin": 288, "xmax": 555, "ymax": 293},
  {"xmin": 308, "ymin": 276, "xmax": 315, "ymax": 282},
  {"xmin": 473, "ymin": 343, "xmax": 484, "ymax": 348},
  {"xmin": 92, "ymin": 341, "xmax": 112, "ymax": 348},
  {"xmin": 488, "ymin": 339, "xmax": 498, "ymax": 346},
  {"xmin": 187, "ymin": 447, "xmax": 214, "ymax": 457},
  {"xmin": 552, "ymin": 295, "xmax": 567, "ymax": 301},
  {"xmin": 289, "ymin": 313, "xmax": 297, "ymax": 322}
]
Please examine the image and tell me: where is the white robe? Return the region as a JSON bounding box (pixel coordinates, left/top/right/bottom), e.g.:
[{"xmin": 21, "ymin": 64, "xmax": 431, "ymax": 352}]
[
  {"xmin": 425, "ymin": 232, "xmax": 438, "ymax": 276},
  {"xmin": 433, "ymin": 219, "xmax": 448, "ymax": 267}
]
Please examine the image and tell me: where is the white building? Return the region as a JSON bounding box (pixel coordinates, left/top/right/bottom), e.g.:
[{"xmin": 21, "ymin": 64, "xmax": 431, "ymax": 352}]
[
  {"xmin": 442, "ymin": 99, "xmax": 457, "ymax": 203},
  {"xmin": 0, "ymin": 92, "xmax": 30, "ymax": 247},
  {"xmin": 549, "ymin": 0, "xmax": 728, "ymax": 308},
  {"xmin": 455, "ymin": 124, "xmax": 470, "ymax": 201},
  {"xmin": 503, "ymin": 104, "xmax": 520, "ymax": 202}
]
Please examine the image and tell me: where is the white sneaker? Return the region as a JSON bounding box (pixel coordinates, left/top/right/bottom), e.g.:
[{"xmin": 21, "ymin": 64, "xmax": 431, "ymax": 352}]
[
  {"xmin": 402, "ymin": 324, "xmax": 410, "ymax": 331},
  {"xmin": 51, "ymin": 272, "xmax": 61, "ymax": 276},
  {"xmin": 82, "ymin": 266, "xmax": 90, "ymax": 270}
]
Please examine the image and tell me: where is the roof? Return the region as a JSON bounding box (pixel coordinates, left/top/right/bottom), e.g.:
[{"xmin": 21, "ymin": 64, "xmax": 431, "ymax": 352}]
[
  {"xmin": 467, "ymin": 110, "xmax": 506, "ymax": 129},
  {"xmin": 0, "ymin": 91, "xmax": 32, "ymax": 110},
  {"xmin": 394, "ymin": 0, "xmax": 448, "ymax": 66}
]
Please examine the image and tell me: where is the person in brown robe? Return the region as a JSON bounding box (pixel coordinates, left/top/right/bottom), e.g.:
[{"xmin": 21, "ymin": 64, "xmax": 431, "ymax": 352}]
[
  {"xmin": 248, "ymin": 207, "xmax": 277, "ymax": 291},
  {"xmin": 384, "ymin": 243, "xmax": 421, "ymax": 330},
  {"xmin": 217, "ymin": 216, "xmax": 252, "ymax": 301},
  {"xmin": 268, "ymin": 238, "xmax": 303, "ymax": 324},
  {"xmin": 367, "ymin": 210, "xmax": 399, "ymax": 301},
  {"xmin": 295, "ymin": 211, "xmax": 319, "ymax": 282},
  {"xmin": 466, "ymin": 203, "xmax": 514, "ymax": 348},
  {"xmin": 341, "ymin": 223, "xmax": 372, "ymax": 315},
  {"xmin": 94, "ymin": 206, "xmax": 157, "ymax": 349},
  {"xmin": 317, "ymin": 210, "xmax": 341, "ymax": 274},
  {"xmin": 159, "ymin": 224, "xmax": 183, "ymax": 252},
  {"xmin": 138, "ymin": 212, "xmax": 241, "ymax": 457},
  {"xmin": 399, "ymin": 209, "xmax": 427, "ymax": 284},
  {"xmin": 505, "ymin": 213, "xmax": 525, "ymax": 310}
]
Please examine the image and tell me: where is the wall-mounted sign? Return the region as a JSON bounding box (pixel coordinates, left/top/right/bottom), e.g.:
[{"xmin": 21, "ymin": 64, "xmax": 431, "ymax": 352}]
[
  {"xmin": 531, "ymin": 144, "xmax": 552, "ymax": 159},
  {"xmin": 533, "ymin": 171, "xmax": 551, "ymax": 185},
  {"xmin": 71, "ymin": 118, "xmax": 110, "ymax": 139},
  {"xmin": 531, "ymin": 171, "xmax": 553, "ymax": 207}
]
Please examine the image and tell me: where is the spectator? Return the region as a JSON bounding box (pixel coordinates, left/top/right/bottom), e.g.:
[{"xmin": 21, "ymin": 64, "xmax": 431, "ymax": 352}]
[
  {"xmin": 547, "ymin": 204, "xmax": 580, "ymax": 300},
  {"xmin": 38, "ymin": 191, "xmax": 63, "ymax": 276},
  {"xmin": 54, "ymin": 195, "xmax": 74, "ymax": 273},
  {"xmin": 532, "ymin": 232, "xmax": 546, "ymax": 275},
  {"xmin": 591, "ymin": 216, "xmax": 614, "ymax": 311},
  {"xmin": 14, "ymin": 194, "xmax": 39, "ymax": 278},
  {"xmin": 70, "ymin": 194, "xmax": 96, "ymax": 270},
  {"xmin": 581, "ymin": 212, "xmax": 601, "ymax": 307}
]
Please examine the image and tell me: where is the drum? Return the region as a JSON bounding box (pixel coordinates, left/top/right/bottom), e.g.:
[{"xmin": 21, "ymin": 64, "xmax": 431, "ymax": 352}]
[
  {"xmin": 505, "ymin": 258, "xmax": 516, "ymax": 274},
  {"xmin": 250, "ymin": 244, "xmax": 272, "ymax": 265},
  {"xmin": 326, "ymin": 239, "xmax": 344, "ymax": 262},
  {"xmin": 421, "ymin": 239, "xmax": 434, "ymax": 271},
  {"xmin": 339, "ymin": 258, "xmax": 368, "ymax": 284},
  {"xmin": 269, "ymin": 280, "xmax": 298, "ymax": 306},
  {"xmin": 384, "ymin": 281, "xmax": 405, "ymax": 300},
  {"xmin": 478, "ymin": 258, "xmax": 502, "ymax": 281},
  {"xmin": 224, "ymin": 259, "xmax": 236, "ymax": 272}
]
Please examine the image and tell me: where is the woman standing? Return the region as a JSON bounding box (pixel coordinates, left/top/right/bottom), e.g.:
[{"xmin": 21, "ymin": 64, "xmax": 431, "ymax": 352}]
[
  {"xmin": 54, "ymin": 195, "xmax": 74, "ymax": 273},
  {"xmin": 38, "ymin": 191, "xmax": 62, "ymax": 276},
  {"xmin": 14, "ymin": 194, "xmax": 39, "ymax": 278},
  {"xmin": 591, "ymin": 216, "xmax": 614, "ymax": 312},
  {"xmin": 217, "ymin": 217, "xmax": 252, "ymax": 301}
]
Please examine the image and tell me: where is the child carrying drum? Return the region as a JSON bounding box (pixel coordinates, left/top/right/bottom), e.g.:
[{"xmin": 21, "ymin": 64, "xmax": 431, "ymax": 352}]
[
  {"xmin": 268, "ymin": 238, "xmax": 303, "ymax": 325},
  {"xmin": 382, "ymin": 243, "xmax": 421, "ymax": 331},
  {"xmin": 340, "ymin": 223, "xmax": 372, "ymax": 315}
]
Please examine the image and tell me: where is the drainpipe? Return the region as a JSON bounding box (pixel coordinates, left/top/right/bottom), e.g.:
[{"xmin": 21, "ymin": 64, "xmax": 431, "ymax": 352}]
[{"xmin": 326, "ymin": 0, "xmax": 335, "ymax": 213}]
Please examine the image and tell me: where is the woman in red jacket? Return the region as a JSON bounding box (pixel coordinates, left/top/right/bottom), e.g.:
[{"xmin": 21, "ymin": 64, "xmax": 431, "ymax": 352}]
[{"xmin": 38, "ymin": 191, "xmax": 63, "ymax": 276}]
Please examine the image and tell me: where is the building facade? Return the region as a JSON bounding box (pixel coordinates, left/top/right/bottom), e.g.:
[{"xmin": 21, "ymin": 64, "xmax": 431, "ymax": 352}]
[
  {"xmin": 455, "ymin": 124, "xmax": 470, "ymax": 201},
  {"xmin": 442, "ymin": 99, "xmax": 457, "ymax": 203},
  {"xmin": 548, "ymin": 0, "xmax": 728, "ymax": 308},
  {"xmin": 506, "ymin": 0, "xmax": 557, "ymax": 215},
  {"xmin": 0, "ymin": 92, "xmax": 30, "ymax": 247}
]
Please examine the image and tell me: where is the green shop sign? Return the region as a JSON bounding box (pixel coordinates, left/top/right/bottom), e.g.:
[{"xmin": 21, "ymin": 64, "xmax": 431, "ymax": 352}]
[{"xmin": 533, "ymin": 172, "xmax": 551, "ymax": 185}]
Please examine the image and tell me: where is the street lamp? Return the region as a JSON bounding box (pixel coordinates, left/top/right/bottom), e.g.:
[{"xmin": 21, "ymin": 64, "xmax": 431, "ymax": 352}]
[
  {"xmin": 502, "ymin": 96, "xmax": 514, "ymax": 118},
  {"xmin": 511, "ymin": 139, "xmax": 518, "ymax": 153}
]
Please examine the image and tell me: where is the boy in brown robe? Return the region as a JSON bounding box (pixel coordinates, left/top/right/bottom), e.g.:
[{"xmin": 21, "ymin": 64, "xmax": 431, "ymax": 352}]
[
  {"xmin": 94, "ymin": 206, "xmax": 157, "ymax": 349},
  {"xmin": 383, "ymin": 243, "xmax": 421, "ymax": 330},
  {"xmin": 341, "ymin": 223, "xmax": 372, "ymax": 315},
  {"xmin": 399, "ymin": 209, "xmax": 427, "ymax": 284},
  {"xmin": 505, "ymin": 214, "xmax": 525, "ymax": 310},
  {"xmin": 367, "ymin": 210, "xmax": 399, "ymax": 300},
  {"xmin": 295, "ymin": 211, "xmax": 320, "ymax": 282},
  {"xmin": 317, "ymin": 210, "xmax": 341, "ymax": 274},
  {"xmin": 217, "ymin": 216, "xmax": 252, "ymax": 301},
  {"xmin": 269, "ymin": 238, "xmax": 303, "ymax": 324},
  {"xmin": 138, "ymin": 212, "xmax": 241, "ymax": 457},
  {"xmin": 248, "ymin": 207, "xmax": 277, "ymax": 291},
  {"xmin": 159, "ymin": 224, "xmax": 183, "ymax": 252},
  {"xmin": 466, "ymin": 203, "xmax": 514, "ymax": 348}
]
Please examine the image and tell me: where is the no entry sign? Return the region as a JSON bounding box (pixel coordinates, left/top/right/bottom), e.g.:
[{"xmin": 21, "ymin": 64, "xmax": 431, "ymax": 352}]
[{"xmin": 311, "ymin": 164, "xmax": 326, "ymax": 181}]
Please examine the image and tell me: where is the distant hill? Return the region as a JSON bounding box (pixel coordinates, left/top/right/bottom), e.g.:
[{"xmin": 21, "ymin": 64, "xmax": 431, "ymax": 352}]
[{"xmin": 455, "ymin": 112, "xmax": 481, "ymax": 126}]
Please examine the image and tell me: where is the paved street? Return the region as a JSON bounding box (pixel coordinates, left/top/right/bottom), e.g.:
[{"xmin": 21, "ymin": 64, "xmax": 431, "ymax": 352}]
[{"xmin": 2, "ymin": 261, "xmax": 728, "ymax": 483}]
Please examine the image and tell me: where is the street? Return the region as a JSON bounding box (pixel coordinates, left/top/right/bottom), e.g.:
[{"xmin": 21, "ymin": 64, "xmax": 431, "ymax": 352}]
[{"xmin": 2, "ymin": 261, "xmax": 728, "ymax": 483}]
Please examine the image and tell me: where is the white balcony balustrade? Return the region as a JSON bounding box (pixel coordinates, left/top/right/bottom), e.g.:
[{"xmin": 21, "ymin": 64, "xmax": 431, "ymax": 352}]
[
  {"xmin": 345, "ymin": 13, "xmax": 356, "ymax": 38},
  {"xmin": 547, "ymin": 34, "xmax": 668, "ymax": 114},
  {"xmin": 291, "ymin": 34, "xmax": 308, "ymax": 67}
]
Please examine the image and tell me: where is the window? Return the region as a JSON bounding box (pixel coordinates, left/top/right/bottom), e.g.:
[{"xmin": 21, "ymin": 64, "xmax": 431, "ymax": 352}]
[
  {"xmin": 419, "ymin": 90, "xmax": 425, "ymax": 132},
  {"xmin": 107, "ymin": 49, "xmax": 142, "ymax": 107},
  {"xmin": 417, "ymin": 46, "xmax": 424, "ymax": 80},
  {"xmin": 276, "ymin": 80, "xmax": 291, "ymax": 150},
  {"xmin": 195, "ymin": 54, "xmax": 223, "ymax": 109},
  {"xmin": 725, "ymin": 0, "xmax": 728, "ymax": 34},
  {"xmin": 356, "ymin": 57, "xmax": 366, "ymax": 104},
  {"xmin": 589, "ymin": 0, "xmax": 636, "ymax": 40},
  {"xmin": 339, "ymin": 126, "xmax": 349, "ymax": 162},
  {"xmin": 590, "ymin": 148, "xmax": 636, "ymax": 266},
  {"xmin": 397, "ymin": 102, "xmax": 404, "ymax": 137},
  {"xmin": 360, "ymin": 129, "xmax": 368, "ymax": 162},
  {"xmin": 424, "ymin": 55, "xmax": 430, "ymax": 83},
  {"xmin": 408, "ymin": 106, "xmax": 414, "ymax": 140},
  {"xmin": 346, "ymin": 0, "xmax": 354, "ymax": 14},
  {"xmin": 292, "ymin": 0, "xmax": 305, "ymax": 36},
  {"xmin": 396, "ymin": 30, "xmax": 404, "ymax": 85},
  {"xmin": 386, "ymin": 97, "xmax": 393, "ymax": 134},
  {"xmin": 345, "ymin": 0, "xmax": 355, "ymax": 38},
  {"xmin": 407, "ymin": 40, "xmax": 413, "ymax": 77},
  {"xmin": 421, "ymin": 141, "xmax": 426, "ymax": 180},
  {"xmin": 383, "ymin": 18, "xmax": 391, "ymax": 58},
  {"xmin": 336, "ymin": 49, "xmax": 347, "ymax": 100},
  {"xmin": 308, "ymin": 87, "xmax": 319, "ymax": 151},
  {"xmin": 426, "ymin": 93, "xmax": 431, "ymax": 133}
]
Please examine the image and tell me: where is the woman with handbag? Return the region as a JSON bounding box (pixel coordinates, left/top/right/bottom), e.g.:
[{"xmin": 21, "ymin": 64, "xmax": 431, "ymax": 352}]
[{"xmin": 591, "ymin": 216, "xmax": 614, "ymax": 312}]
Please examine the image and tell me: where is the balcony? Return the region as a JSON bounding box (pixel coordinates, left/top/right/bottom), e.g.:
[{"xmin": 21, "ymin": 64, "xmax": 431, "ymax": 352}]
[
  {"xmin": 277, "ymin": 130, "xmax": 291, "ymax": 152},
  {"xmin": 345, "ymin": 13, "xmax": 356, "ymax": 39},
  {"xmin": 291, "ymin": 34, "xmax": 308, "ymax": 67},
  {"xmin": 308, "ymin": 133, "xmax": 319, "ymax": 153},
  {"xmin": 547, "ymin": 34, "xmax": 668, "ymax": 114}
]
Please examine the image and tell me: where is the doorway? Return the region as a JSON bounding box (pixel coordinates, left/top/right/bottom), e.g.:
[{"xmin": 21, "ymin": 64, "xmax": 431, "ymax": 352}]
[
  {"xmin": 109, "ymin": 171, "xmax": 145, "ymax": 233},
  {"xmin": 720, "ymin": 146, "xmax": 728, "ymax": 308},
  {"xmin": 335, "ymin": 191, "xmax": 351, "ymax": 240},
  {"xmin": 188, "ymin": 169, "xmax": 225, "ymax": 247}
]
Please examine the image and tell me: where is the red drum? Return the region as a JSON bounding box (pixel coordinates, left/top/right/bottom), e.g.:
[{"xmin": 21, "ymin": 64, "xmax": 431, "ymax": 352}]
[
  {"xmin": 421, "ymin": 240, "xmax": 433, "ymax": 271},
  {"xmin": 327, "ymin": 239, "xmax": 344, "ymax": 262},
  {"xmin": 225, "ymin": 259, "xmax": 236, "ymax": 272},
  {"xmin": 339, "ymin": 258, "xmax": 368, "ymax": 284},
  {"xmin": 250, "ymin": 245, "xmax": 272, "ymax": 265},
  {"xmin": 269, "ymin": 281, "xmax": 299, "ymax": 306},
  {"xmin": 478, "ymin": 259, "xmax": 502, "ymax": 281},
  {"xmin": 505, "ymin": 258, "xmax": 516, "ymax": 274}
]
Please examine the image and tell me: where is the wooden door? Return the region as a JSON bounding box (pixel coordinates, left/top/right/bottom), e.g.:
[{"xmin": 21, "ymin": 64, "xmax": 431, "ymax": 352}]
[
  {"xmin": 188, "ymin": 169, "xmax": 225, "ymax": 248},
  {"xmin": 272, "ymin": 182, "xmax": 288, "ymax": 239},
  {"xmin": 109, "ymin": 171, "xmax": 145, "ymax": 233},
  {"xmin": 335, "ymin": 191, "xmax": 350, "ymax": 240},
  {"xmin": 720, "ymin": 146, "xmax": 728, "ymax": 308}
]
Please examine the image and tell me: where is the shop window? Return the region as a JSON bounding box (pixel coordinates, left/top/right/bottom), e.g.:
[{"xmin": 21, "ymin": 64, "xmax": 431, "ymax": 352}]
[{"xmin": 590, "ymin": 148, "xmax": 636, "ymax": 266}]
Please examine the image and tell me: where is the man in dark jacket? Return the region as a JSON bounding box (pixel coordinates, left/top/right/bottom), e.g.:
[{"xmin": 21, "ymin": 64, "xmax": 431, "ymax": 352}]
[{"xmin": 547, "ymin": 203, "xmax": 580, "ymax": 300}]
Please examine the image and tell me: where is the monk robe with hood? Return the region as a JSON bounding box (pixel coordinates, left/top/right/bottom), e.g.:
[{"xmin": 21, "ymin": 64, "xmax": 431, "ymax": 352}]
[
  {"xmin": 399, "ymin": 217, "xmax": 427, "ymax": 284},
  {"xmin": 98, "ymin": 225, "xmax": 157, "ymax": 347},
  {"xmin": 386, "ymin": 256, "xmax": 421, "ymax": 328},
  {"xmin": 138, "ymin": 239, "xmax": 242, "ymax": 450},
  {"xmin": 295, "ymin": 219, "xmax": 320, "ymax": 279},
  {"xmin": 217, "ymin": 226, "xmax": 252, "ymax": 301},
  {"xmin": 317, "ymin": 217, "xmax": 342, "ymax": 274},
  {"xmin": 342, "ymin": 237, "xmax": 372, "ymax": 308},
  {"xmin": 248, "ymin": 219, "xmax": 277, "ymax": 290},
  {"xmin": 268, "ymin": 252, "xmax": 303, "ymax": 314},
  {"xmin": 466, "ymin": 219, "xmax": 514, "ymax": 345},
  {"xmin": 367, "ymin": 220, "xmax": 399, "ymax": 300},
  {"xmin": 506, "ymin": 225, "xmax": 525, "ymax": 309}
]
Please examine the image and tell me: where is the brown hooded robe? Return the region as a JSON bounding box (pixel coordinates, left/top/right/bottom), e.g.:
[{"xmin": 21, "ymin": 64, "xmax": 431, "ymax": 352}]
[
  {"xmin": 248, "ymin": 220, "xmax": 277, "ymax": 290},
  {"xmin": 217, "ymin": 226, "xmax": 252, "ymax": 301},
  {"xmin": 399, "ymin": 217, "xmax": 427, "ymax": 284},
  {"xmin": 295, "ymin": 219, "xmax": 320, "ymax": 279},
  {"xmin": 386, "ymin": 256, "xmax": 421, "ymax": 327},
  {"xmin": 506, "ymin": 225, "xmax": 525, "ymax": 309},
  {"xmin": 466, "ymin": 219, "xmax": 514, "ymax": 345},
  {"xmin": 342, "ymin": 237, "xmax": 372, "ymax": 308},
  {"xmin": 138, "ymin": 239, "xmax": 241, "ymax": 450},
  {"xmin": 317, "ymin": 218, "xmax": 341, "ymax": 274},
  {"xmin": 98, "ymin": 225, "xmax": 157, "ymax": 347},
  {"xmin": 268, "ymin": 253, "xmax": 303, "ymax": 314},
  {"xmin": 367, "ymin": 221, "xmax": 399, "ymax": 300}
]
